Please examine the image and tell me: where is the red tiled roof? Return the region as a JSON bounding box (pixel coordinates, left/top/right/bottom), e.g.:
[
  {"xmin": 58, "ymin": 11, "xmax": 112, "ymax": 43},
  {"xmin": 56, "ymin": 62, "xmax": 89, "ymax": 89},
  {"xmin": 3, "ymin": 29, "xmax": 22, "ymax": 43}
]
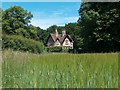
[{"xmin": 50, "ymin": 34, "xmax": 73, "ymax": 44}]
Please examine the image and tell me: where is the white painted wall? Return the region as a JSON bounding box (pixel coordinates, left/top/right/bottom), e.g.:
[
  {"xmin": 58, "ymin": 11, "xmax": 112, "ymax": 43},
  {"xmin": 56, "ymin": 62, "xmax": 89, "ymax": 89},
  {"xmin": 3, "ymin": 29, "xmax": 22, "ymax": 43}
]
[
  {"xmin": 62, "ymin": 37, "xmax": 73, "ymax": 49},
  {"xmin": 54, "ymin": 40, "xmax": 61, "ymax": 46}
]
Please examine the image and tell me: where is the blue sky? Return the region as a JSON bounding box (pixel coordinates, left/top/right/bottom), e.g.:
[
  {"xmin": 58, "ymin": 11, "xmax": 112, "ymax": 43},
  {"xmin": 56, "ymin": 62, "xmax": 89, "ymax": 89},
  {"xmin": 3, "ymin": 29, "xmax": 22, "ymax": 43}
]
[{"xmin": 2, "ymin": 2, "xmax": 81, "ymax": 29}]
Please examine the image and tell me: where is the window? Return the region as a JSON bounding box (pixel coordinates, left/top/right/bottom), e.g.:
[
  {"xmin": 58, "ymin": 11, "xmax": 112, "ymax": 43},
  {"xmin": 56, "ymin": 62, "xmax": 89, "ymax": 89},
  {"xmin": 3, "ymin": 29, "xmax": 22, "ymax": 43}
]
[{"xmin": 66, "ymin": 40, "xmax": 69, "ymax": 45}]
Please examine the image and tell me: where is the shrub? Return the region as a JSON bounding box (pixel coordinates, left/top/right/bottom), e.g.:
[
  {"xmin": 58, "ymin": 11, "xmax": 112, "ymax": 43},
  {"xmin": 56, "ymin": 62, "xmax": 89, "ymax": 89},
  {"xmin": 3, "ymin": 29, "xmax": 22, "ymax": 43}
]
[
  {"xmin": 2, "ymin": 35, "xmax": 44, "ymax": 53},
  {"xmin": 46, "ymin": 46, "xmax": 74, "ymax": 53},
  {"xmin": 68, "ymin": 49, "xmax": 74, "ymax": 53},
  {"xmin": 62, "ymin": 48, "xmax": 69, "ymax": 52},
  {"xmin": 47, "ymin": 46, "xmax": 62, "ymax": 52}
]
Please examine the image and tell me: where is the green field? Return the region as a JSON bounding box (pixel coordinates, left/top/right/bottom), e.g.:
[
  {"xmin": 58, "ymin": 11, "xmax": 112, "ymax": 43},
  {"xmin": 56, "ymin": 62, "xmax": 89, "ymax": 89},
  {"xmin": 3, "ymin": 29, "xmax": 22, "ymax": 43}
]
[{"xmin": 2, "ymin": 50, "xmax": 118, "ymax": 88}]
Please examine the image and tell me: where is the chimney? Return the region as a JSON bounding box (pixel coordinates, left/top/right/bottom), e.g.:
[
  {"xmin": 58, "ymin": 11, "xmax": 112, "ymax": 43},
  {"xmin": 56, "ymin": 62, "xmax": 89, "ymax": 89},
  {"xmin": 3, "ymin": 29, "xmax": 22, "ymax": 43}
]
[
  {"xmin": 55, "ymin": 29, "xmax": 58, "ymax": 37},
  {"xmin": 62, "ymin": 30, "xmax": 66, "ymax": 36}
]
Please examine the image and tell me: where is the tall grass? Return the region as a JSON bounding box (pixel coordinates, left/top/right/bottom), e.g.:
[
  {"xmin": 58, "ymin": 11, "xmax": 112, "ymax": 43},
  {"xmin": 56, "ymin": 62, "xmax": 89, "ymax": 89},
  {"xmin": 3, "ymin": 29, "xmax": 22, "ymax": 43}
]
[
  {"xmin": 0, "ymin": 51, "xmax": 2, "ymax": 89},
  {"xmin": 2, "ymin": 50, "xmax": 118, "ymax": 88}
]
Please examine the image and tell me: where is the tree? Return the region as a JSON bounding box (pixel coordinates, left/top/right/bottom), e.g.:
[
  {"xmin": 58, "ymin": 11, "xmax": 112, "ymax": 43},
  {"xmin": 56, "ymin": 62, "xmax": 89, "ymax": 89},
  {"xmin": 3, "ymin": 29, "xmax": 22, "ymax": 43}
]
[
  {"xmin": 36, "ymin": 27, "xmax": 48, "ymax": 45},
  {"xmin": 64, "ymin": 23, "xmax": 83, "ymax": 52},
  {"xmin": 2, "ymin": 6, "xmax": 33, "ymax": 34},
  {"xmin": 78, "ymin": 2, "xmax": 120, "ymax": 52},
  {"xmin": 47, "ymin": 25, "xmax": 64, "ymax": 34},
  {"xmin": 26, "ymin": 25, "xmax": 38, "ymax": 40},
  {"xmin": 47, "ymin": 25, "xmax": 58, "ymax": 33},
  {"xmin": 15, "ymin": 28, "xmax": 28, "ymax": 37}
]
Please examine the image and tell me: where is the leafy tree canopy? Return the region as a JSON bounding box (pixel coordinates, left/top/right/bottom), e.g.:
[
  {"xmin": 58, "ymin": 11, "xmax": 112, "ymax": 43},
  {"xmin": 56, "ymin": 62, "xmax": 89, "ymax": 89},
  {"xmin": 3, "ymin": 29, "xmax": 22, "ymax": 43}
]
[
  {"xmin": 2, "ymin": 6, "xmax": 33, "ymax": 34},
  {"xmin": 78, "ymin": 2, "xmax": 120, "ymax": 52}
]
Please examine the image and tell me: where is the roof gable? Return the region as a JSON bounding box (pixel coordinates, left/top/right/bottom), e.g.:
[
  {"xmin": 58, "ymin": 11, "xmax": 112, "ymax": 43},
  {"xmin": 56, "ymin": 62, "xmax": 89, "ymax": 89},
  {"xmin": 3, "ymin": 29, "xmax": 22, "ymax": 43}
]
[
  {"xmin": 49, "ymin": 33, "xmax": 73, "ymax": 44},
  {"xmin": 61, "ymin": 35, "xmax": 73, "ymax": 44}
]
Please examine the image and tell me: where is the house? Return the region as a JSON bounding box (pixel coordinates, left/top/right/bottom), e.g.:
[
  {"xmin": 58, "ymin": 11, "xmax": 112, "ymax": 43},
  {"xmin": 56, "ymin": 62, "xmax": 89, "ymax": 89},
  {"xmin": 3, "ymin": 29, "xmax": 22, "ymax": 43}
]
[{"xmin": 47, "ymin": 29, "xmax": 74, "ymax": 49}]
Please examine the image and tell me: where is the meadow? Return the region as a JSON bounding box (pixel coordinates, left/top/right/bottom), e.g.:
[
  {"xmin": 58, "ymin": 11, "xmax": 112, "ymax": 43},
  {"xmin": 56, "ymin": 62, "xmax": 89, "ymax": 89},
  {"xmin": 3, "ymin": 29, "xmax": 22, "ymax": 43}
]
[{"xmin": 2, "ymin": 50, "xmax": 118, "ymax": 88}]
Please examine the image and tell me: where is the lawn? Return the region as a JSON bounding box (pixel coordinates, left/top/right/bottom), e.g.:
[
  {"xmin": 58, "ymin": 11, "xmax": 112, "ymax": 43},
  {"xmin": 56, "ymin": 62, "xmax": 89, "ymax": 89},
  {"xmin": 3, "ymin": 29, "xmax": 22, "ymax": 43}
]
[{"xmin": 2, "ymin": 50, "xmax": 118, "ymax": 88}]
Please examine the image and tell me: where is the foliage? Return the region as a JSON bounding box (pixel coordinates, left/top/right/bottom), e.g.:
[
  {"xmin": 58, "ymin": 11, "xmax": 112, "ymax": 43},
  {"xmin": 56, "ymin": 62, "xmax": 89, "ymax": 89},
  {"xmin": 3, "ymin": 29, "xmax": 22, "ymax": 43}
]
[
  {"xmin": 2, "ymin": 5, "xmax": 46, "ymax": 44},
  {"xmin": 15, "ymin": 28, "xmax": 29, "ymax": 37},
  {"xmin": 62, "ymin": 48, "xmax": 69, "ymax": 53},
  {"xmin": 2, "ymin": 6, "xmax": 33, "ymax": 34},
  {"xmin": 47, "ymin": 25, "xmax": 64, "ymax": 34},
  {"xmin": 26, "ymin": 25, "xmax": 39, "ymax": 40},
  {"xmin": 2, "ymin": 35, "xmax": 44, "ymax": 53},
  {"xmin": 2, "ymin": 3, "xmax": 120, "ymax": 53},
  {"xmin": 2, "ymin": 50, "xmax": 118, "ymax": 88},
  {"xmin": 64, "ymin": 23, "xmax": 83, "ymax": 52},
  {"xmin": 78, "ymin": 2, "xmax": 120, "ymax": 52},
  {"xmin": 36, "ymin": 27, "xmax": 49, "ymax": 45},
  {"xmin": 46, "ymin": 46, "xmax": 73, "ymax": 53},
  {"xmin": 47, "ymin": 25, "xmax": 58, "ymax": 33},
  {"xmin": 46, "ymin": 46, "xmax": 62, "ymax": 52}
]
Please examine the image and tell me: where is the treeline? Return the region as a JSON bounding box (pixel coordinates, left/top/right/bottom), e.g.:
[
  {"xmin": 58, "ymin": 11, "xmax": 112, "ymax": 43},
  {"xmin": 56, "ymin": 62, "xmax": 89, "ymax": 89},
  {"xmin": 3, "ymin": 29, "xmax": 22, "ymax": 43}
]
[{"xmin": 1, "ymin": 2, "xmax": 120, "ymax": 53}]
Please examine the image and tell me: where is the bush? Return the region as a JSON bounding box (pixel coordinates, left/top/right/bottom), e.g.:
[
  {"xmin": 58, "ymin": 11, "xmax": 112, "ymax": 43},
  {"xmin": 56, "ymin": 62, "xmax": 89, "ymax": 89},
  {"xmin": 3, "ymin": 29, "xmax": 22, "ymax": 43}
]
[
  {"xmin": 46, "ymin": 46, "xmax": 74, "ymax": 53},
  {"xmin": 47, "ymin": 46, "xmax": 62, "ymax": 52},
  {"xmin": 68, "ymin": 49, "xmax": 74, "ymax": 53},
  {"xmin": 62, "ymin": 48, "xmax": 69, "ymax": 52},
  {"xmin": 2, "ymin": 35, "xmax": 44, "ymax": 53}
]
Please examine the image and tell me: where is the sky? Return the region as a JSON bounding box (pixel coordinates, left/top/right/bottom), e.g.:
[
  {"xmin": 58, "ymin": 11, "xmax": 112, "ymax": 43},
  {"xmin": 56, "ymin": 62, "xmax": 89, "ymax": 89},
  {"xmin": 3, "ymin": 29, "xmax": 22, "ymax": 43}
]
[
  {"xmin": 2, "ymin": 2, "xmax": 81, "ymax": 29},
  {"xmin": 1, "ymin": 0, "xmax": 81, "ymax": 2}
]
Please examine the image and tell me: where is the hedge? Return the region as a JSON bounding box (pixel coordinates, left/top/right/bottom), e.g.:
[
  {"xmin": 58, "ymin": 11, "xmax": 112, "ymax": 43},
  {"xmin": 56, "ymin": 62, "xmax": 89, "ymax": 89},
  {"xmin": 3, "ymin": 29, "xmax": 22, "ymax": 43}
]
[
  {"xmin": 46, "ymin": 46, "xmax": 62, "ymax": 52},
  {"xmin": 2, "ymin": 35, "xmax": 44, "ymax": 53},
  {"xmin": 46, "ymin": 46, "xmax": 74, "ymax": 53}
]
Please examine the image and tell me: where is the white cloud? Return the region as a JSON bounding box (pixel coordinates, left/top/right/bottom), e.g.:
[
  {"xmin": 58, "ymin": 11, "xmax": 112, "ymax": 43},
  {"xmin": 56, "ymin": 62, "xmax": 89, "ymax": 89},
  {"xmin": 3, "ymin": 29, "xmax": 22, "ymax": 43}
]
[{"xmin": 31, "ymin": 16, "xmax": 78, "ymax": 29}]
